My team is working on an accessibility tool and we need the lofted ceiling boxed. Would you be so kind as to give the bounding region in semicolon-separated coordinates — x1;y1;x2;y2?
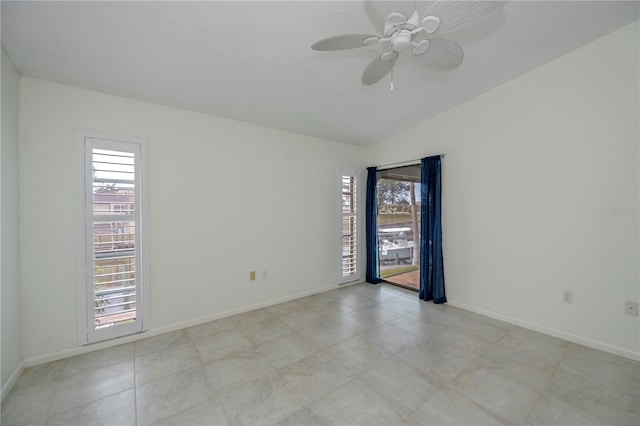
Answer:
2;1;638;146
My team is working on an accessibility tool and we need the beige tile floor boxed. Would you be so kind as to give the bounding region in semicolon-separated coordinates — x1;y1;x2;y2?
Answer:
2;283;639;425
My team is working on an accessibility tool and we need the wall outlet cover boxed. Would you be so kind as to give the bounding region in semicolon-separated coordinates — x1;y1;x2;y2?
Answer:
625;301;638;316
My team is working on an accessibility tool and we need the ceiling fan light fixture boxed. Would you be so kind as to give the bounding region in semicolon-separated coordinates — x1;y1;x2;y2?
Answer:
380;51;395;62
364;36;379;46
387;12;408;25
422;15;441;34
412;39;431;55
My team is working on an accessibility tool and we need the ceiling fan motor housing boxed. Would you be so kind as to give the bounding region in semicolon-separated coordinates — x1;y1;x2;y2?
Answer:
391;30;413;51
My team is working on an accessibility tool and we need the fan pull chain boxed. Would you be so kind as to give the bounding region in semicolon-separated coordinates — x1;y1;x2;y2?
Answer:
390;65;394;91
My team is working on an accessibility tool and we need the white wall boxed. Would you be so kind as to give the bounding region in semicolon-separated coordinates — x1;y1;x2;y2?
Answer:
1;47;23;396
19;77;366;362
369;21;639;359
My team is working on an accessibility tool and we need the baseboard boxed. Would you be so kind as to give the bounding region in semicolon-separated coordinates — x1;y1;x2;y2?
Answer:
1;360;24;402
447;300;640;362
23;284;341;368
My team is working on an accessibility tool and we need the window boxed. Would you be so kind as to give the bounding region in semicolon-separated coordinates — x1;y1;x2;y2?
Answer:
77;133;148;344
340;171;360;283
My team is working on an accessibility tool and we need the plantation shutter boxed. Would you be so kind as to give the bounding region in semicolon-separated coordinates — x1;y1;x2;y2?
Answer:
341;173;359;283
81;136;147;343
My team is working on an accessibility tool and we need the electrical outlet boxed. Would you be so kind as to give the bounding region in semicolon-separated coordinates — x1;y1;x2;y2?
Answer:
625;301;638;316
562;290;573;304
249;271;256;281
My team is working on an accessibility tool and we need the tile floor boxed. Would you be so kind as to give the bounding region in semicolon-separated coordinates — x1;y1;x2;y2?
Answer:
2;283;639;425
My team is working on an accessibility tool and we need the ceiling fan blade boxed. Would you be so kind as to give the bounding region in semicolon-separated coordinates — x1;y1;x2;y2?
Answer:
413;38;463;71
311;34;379;51
368;1;418;24
361;52;398;86
423;0;508;35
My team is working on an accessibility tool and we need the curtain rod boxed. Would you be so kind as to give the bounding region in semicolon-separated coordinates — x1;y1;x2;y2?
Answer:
375;154;444;171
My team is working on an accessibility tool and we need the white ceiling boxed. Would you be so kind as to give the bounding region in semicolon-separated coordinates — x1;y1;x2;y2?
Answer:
2;1;638;146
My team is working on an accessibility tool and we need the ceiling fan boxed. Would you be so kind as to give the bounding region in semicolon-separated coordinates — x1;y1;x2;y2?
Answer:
311;0;508;86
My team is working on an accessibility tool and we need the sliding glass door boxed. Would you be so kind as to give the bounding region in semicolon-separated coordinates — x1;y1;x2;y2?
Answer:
376;165;421;290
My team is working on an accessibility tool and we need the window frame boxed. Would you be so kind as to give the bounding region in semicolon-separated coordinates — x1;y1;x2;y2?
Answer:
338;169;361;284
76;131;149;344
